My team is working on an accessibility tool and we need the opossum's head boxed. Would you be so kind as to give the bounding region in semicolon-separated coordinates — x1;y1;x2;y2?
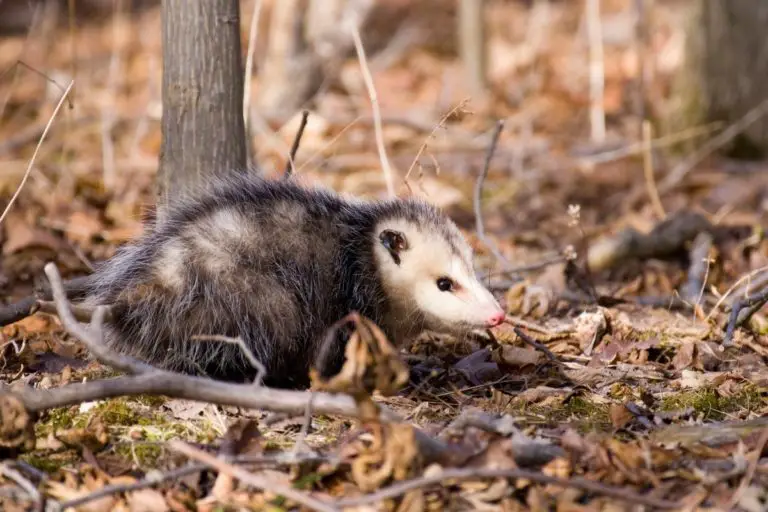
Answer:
372;204;505;335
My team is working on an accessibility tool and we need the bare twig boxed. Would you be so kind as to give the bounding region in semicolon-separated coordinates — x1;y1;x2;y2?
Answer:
336;466;679;509
349;21;396;198
723;287;768;347
0;275;92;328
728;427;768;509
512;327;562;366
190;334;266;385
474;120;512;267
658;97;768;194
58;453;332;511
44;262;154;375
283;109;310;179
575;122;722;166
242;0;263;135
169;440;338;512
0;463;41;507
0;79;74;225
642;120;665;219
403;99;470;186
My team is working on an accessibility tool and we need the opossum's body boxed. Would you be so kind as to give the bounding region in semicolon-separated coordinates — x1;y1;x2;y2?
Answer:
84;174;504;388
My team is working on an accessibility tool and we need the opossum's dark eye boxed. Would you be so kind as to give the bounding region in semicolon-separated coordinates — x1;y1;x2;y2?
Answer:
379;229;408;265
436;277;454;292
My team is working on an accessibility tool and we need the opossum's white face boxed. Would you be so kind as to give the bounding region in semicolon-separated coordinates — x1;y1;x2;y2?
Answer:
373;218;505;335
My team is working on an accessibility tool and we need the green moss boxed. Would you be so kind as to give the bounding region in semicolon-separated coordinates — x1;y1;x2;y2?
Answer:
505;395;611;433
134;395;168;407
660;385;765;421
35;406;82;436
113;443;164;466
293;472;323;490
19;453;73;474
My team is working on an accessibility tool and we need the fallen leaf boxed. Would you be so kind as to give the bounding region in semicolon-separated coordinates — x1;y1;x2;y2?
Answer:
128;489;169;512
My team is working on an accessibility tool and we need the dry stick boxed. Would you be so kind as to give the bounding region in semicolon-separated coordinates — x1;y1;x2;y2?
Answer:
474;120;513;270
0;275;93;328
169;440;339;512
576;122;721;166
242;0;264;135
0;463;41;507
349;21;396;198
642;120;665;219
44;263;154;375
283;109;310;179
58;453;332;511
512;327;561;366
190;334;266;385
336;466;679;509
0;80;74;225
722;287;768;347
727;427;768;509
658;96;768;194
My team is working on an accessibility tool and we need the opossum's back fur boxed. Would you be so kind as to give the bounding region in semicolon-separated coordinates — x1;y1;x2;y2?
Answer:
85;173;464;388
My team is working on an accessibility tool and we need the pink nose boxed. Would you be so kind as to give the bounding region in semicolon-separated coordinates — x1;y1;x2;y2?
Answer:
486;311;505;327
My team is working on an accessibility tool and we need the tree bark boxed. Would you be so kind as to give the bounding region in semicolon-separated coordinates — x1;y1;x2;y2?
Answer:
688;1;768;157
158;0;248;210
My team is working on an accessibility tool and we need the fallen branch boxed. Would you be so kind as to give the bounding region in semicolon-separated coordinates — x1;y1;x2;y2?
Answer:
0;275;92;328
722;286;768;347
169;440;338;512
335;466;680;509
58;453;333;511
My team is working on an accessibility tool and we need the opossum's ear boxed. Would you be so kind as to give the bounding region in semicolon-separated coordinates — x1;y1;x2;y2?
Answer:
379;229;408;265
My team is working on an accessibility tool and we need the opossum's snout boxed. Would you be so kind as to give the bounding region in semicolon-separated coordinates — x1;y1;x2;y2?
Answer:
373;219;505;334
423;274;505;330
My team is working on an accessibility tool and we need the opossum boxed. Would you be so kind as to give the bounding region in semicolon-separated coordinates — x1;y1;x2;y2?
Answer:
83;173;505;388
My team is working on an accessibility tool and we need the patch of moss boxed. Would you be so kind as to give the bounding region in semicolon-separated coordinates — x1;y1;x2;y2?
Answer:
660;385;766;421
113;442;164;466
35;406;83;436
20;452;74;473
505;395;611;433
134;395;168;407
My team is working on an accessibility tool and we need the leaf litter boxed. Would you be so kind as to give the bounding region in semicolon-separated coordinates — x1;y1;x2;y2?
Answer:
1;0;768;510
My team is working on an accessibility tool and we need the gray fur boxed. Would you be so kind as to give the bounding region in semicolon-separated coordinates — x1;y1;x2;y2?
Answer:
83;172;472;388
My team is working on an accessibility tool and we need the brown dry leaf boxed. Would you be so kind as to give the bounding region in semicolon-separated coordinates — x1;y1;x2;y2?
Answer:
672;340;695;370
496;345;542;368
162;399;218;421
66;210;105;245
311;313;409;419
127;489;169;512
505;281;553;318
0;393;34;451
47;480;117;512
609;403;634;430
2;314;55;336
350;423;421;493
54;416;109;452
2;210;63;255
573;309;608;355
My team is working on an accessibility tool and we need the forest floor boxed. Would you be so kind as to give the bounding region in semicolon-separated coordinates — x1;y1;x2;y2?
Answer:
2;0;768;510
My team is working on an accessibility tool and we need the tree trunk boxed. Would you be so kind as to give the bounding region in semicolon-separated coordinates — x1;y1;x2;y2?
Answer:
457;0;487;100
158;0;248;211
685;1;768;158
